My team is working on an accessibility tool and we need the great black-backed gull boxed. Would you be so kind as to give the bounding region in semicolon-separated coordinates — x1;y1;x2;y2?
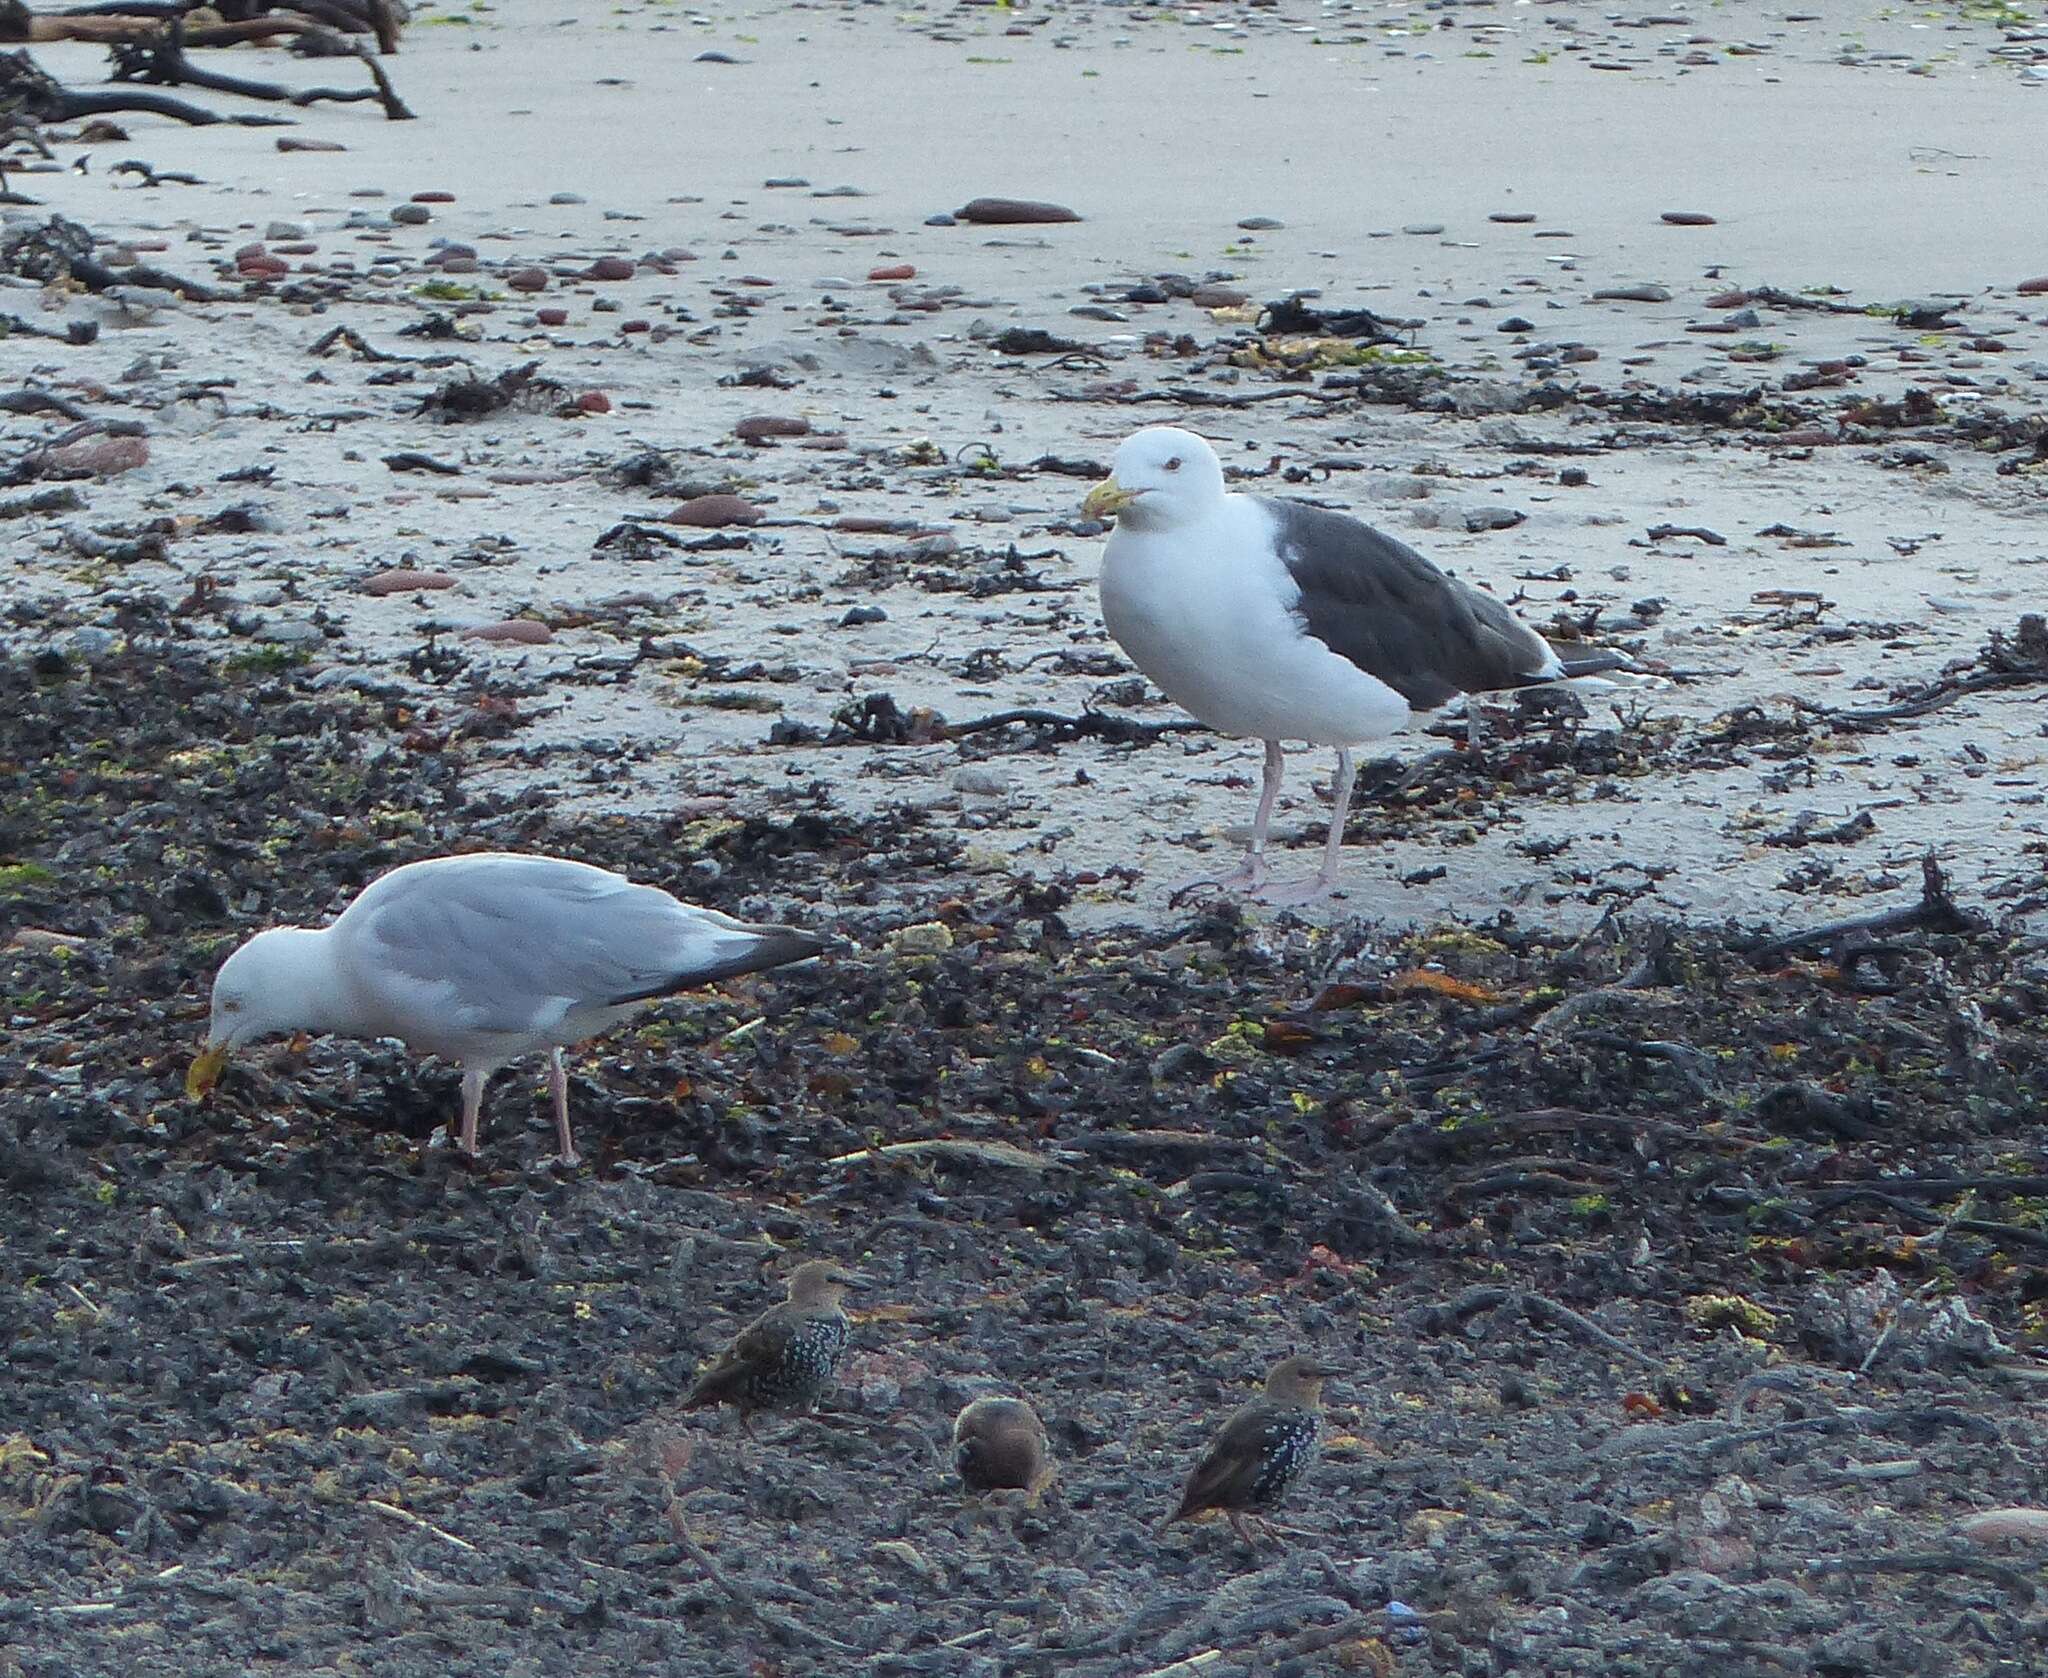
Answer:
187;852;830;1165
1085;426;1627;904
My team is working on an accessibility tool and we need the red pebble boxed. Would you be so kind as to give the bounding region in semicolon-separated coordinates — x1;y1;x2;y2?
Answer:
536;307;569;326
575;391;612;413
585;256;635;281
620;319;650;334
868;264;915;281
462;619;554;645
506;267;548;292
412;191;456;203
666;494;763;528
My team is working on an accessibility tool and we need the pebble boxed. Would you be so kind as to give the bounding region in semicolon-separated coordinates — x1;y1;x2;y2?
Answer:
1069;304;1127;321
2019;276;2048;295
952;766;1012;798
361;569;457;596
834;516;918;534
1236;216;1284;230
535;307;569;326
575;390;612;413
462;620;554;644
265;220;308;241
924;213;957;227
438;256;478;275
954;197;1081;225
868;263;915;281
412;191;455;204
585;256;635;281
390;204;431;226
1661;211;1717;226
1465;507;1527;532
838;605;887;627
620;319;650;334
276;137;346;153
1592;283;1672;303
884;922;955;956
1190;284;1248;308
549;192;587;206
1498;316;1535;333
765;176;810;188
66;627;118;660
48;435;148;476
666;494;763;527
735;416;811;441
256;618;324;645
1488;212;1537;224
507;267;548;291
1401;223;1446;235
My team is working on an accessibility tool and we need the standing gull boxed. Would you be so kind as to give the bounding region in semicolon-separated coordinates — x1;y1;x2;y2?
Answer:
186;852;831;1166
1085;426;1629;903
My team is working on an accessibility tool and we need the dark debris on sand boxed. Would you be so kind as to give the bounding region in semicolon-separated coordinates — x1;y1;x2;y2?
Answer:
6;637;2048;1677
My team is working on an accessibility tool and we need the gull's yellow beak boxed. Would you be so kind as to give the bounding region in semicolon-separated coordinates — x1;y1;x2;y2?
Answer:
1082;478;1141;521
186;1042;229;1102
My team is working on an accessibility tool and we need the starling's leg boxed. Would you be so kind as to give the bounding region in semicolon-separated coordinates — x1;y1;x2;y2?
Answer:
1171;739;1284;904
456;1068;486;1158
546;1048;581;1167
1258;747;1358;906
1228;1510;1260;1547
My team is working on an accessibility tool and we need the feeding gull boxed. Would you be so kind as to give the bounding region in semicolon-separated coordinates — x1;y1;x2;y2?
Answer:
1085;425;1631;904
186;852;831;1166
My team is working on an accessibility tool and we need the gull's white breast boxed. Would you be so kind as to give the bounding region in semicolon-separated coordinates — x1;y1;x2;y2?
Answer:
1098;497;1413;747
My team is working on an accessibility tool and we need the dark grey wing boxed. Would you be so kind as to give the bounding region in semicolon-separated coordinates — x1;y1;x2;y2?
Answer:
1173;1403;1276;1519
336;854;826;1034
1260;498;1559;708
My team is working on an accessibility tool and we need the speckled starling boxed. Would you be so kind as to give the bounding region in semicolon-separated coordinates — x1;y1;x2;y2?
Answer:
1167;1355;1341;1544
682;1260;863;1432
953;1396;1055;1497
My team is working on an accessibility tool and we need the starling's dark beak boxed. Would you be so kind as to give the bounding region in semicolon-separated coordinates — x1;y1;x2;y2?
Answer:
1082;478;1142;520
830;1268;870;1289
1304;1360;1347;1381
186;1041;230;1101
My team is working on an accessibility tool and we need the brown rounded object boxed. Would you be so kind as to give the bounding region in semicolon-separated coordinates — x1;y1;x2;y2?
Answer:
575;391;612;413
462;619;554;644
1190;284;1249;308
868;263;916;281
2017;276;2048;295
536;307;569;326
953;1397;1053;1495
666;494;763;528
954;196;1080;225
620;319;650;334
585;255;635;282
735;415;811;442
412;191;455;203
361;569;457;596
507;267;549;292
233;241;267;262
48;435;148;476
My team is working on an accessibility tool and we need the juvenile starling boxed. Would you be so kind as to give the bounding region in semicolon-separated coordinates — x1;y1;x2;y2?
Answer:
1167;1354;1342;1544
682;1261;863;1432
953;1396;1055;1497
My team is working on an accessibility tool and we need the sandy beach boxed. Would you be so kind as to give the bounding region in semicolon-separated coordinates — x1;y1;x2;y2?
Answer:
8;0;2046;929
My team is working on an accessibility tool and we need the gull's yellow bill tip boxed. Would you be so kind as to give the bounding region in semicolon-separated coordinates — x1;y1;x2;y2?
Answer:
1081;478;1140;520
186;1043;229;1101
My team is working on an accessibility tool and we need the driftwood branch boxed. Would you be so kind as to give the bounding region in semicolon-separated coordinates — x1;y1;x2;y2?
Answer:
1747;855;1983;969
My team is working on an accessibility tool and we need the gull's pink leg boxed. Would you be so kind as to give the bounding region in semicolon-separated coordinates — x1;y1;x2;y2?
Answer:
547;1047;581;1167
1258;748;1359;906
1171;739;1285;905
456;1068;486;1157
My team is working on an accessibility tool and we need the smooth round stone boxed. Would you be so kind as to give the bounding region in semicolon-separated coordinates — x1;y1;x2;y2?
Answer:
1402;223;1445;235
549;191;587;205
507;268;548;292
390;204;431;226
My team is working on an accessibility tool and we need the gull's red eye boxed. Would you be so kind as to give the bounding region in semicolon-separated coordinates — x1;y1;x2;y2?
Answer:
1164;457;1182;472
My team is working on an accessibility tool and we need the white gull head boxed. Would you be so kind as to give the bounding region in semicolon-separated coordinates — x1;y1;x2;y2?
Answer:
1083;426;1228;533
